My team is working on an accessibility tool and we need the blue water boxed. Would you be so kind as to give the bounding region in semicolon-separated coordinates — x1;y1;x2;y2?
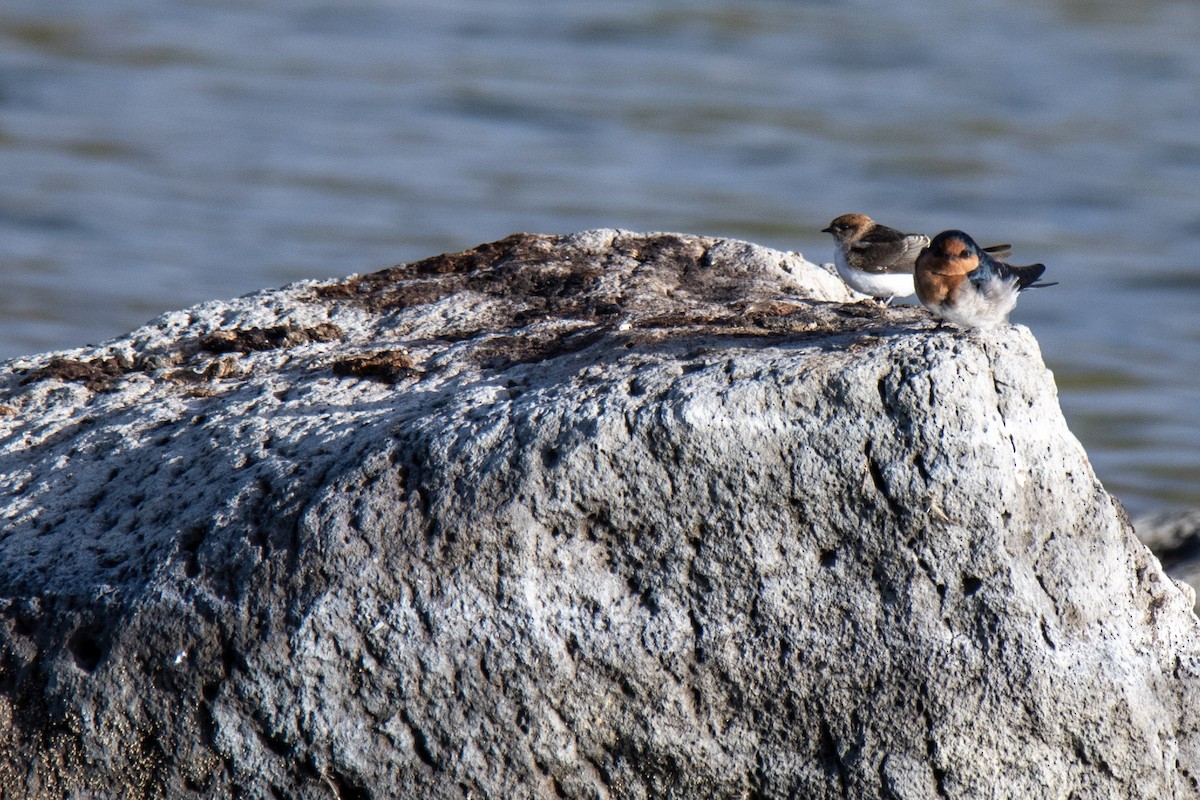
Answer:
2;0;1199;515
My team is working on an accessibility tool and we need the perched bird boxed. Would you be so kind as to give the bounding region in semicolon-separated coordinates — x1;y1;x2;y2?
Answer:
914;230;1054;329
822;213;928;303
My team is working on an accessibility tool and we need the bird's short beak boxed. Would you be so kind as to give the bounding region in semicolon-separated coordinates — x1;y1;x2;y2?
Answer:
820;226;833;234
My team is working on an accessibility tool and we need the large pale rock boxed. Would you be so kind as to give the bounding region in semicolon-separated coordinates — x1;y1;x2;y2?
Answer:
0;230;1197;798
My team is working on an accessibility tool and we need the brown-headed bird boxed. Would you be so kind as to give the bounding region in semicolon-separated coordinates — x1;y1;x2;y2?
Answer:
822;213;928;303
915;230;1054;328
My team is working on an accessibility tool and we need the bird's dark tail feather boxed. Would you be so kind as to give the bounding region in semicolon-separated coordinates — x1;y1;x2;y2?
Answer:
1006;262;1054;291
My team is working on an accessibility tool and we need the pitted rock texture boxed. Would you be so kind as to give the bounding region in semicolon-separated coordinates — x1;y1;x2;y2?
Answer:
1136;509;1200;610
0;230;1197;799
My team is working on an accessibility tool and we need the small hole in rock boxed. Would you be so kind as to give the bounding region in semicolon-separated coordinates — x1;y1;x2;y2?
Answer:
71;627;105;672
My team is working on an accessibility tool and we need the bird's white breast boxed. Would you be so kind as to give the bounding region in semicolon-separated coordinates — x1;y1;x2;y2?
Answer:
833;249;916;298
932;275;1020;328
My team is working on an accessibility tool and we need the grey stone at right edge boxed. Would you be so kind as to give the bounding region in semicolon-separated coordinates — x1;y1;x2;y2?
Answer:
1137;508;1200;610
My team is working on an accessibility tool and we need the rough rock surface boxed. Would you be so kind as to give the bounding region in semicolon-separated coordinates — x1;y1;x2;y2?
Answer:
0;229;1197;799
1136;509;1200;611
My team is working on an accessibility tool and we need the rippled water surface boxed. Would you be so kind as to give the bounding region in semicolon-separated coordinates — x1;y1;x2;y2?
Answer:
3;0;1199;515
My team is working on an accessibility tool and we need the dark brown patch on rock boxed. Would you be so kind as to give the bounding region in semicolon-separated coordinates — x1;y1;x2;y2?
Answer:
406;232;553;277
737;299;807;318
331;350;419;384
19;356;132;392
311;232;710;325
835;301;890;319
166;357;243;385
612;232;708;267
631;311;736;330
470;327;609;370
199;323;343;354
314;233;557;311
17;324;344;394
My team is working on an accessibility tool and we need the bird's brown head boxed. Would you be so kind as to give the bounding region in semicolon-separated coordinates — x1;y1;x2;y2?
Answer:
821;213;874;238
920;230;980;275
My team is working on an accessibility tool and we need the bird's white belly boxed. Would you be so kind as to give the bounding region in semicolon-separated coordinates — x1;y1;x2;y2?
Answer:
833;251;915;298
934;276;1020;329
